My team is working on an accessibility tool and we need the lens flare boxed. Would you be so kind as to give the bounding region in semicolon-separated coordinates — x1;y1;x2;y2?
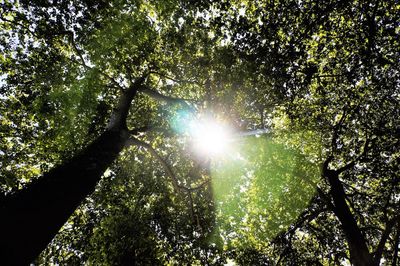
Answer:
190;120;230;156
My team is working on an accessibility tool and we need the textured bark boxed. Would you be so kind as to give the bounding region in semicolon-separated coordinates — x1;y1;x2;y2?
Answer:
0;129;129;265
0;80;141;264
324;169;374;266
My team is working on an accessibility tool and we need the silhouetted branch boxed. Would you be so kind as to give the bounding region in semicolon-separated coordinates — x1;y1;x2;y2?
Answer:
0;16;39;37
68;57;125;91
374;215;400;263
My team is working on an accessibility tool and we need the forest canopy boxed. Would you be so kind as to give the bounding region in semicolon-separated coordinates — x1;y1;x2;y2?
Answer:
0;0;399;265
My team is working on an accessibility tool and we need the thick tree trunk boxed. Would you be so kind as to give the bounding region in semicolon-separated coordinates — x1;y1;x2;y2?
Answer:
0;128;129;265
0;77;142;265
324;169;374;266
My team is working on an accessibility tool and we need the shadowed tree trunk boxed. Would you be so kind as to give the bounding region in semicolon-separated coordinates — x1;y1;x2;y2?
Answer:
0;78;142;265
323;163;374;266
0;129;129;265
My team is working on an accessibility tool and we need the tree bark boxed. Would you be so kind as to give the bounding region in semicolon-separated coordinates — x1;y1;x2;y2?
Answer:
0;128;130;265
0;79;142;264
324;168;374;266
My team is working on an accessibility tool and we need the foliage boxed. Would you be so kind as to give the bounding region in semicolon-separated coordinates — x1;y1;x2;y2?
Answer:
211;136;319;251
1;0;399;265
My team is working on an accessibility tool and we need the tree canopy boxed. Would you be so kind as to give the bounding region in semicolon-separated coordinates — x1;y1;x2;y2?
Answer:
0;0;399;265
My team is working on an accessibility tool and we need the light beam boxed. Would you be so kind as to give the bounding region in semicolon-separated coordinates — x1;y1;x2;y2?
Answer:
190;119;230;156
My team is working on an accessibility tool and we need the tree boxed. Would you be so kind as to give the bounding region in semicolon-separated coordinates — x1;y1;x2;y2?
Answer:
1;0;222;264
1;0;399;265
199;0;400;265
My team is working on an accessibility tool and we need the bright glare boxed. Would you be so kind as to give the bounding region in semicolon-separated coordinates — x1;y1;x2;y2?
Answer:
190;120;230;156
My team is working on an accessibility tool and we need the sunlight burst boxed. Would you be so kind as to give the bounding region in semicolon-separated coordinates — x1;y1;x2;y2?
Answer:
190;120;230;156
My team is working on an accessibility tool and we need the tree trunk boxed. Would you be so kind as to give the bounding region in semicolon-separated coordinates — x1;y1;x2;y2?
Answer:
0;77;141;265
0;128;129;265
324;169;374;266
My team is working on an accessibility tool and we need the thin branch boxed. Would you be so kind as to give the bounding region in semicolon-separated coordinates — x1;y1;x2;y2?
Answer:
289;205;326;236
68;57;125;91
187;191;197;226
313;74;347;79
374;215;400;263
0;16;39;38
125;137;210;193
1;16;123;93
58;30;86;66
129;125;153;136
125;137;181;192
184;179;210;192
294;169;334;209
331;109;347;154
0;18;124;91
139;86;195;110
55;31;127;92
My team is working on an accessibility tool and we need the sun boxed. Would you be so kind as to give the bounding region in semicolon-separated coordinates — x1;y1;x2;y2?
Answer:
190;119;230;156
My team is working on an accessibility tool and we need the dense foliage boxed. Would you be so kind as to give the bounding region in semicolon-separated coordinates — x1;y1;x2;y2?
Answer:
1;0;399;265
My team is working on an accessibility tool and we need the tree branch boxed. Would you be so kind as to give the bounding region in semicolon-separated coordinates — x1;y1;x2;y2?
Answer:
0;16;39;38
129;125;177;138
125;137;210;193
107;75;147;130
374;215;400;264
139;86;195;110
62;30;86;67
125;137;181;192
54;30;127;92
331;109;347;154
324;169;373;265
68;57;125;91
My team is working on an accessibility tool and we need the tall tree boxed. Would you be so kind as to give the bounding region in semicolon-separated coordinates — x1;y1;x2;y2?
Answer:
1;0;399;265
1;0;220;264
199;0;400;265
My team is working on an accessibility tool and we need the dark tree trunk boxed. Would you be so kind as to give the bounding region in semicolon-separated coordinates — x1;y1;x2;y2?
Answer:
324;169;374;266
0;77;141;265
0;128;129;265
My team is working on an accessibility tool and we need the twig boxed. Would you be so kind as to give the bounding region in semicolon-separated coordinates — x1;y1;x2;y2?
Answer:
129;125;176;138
